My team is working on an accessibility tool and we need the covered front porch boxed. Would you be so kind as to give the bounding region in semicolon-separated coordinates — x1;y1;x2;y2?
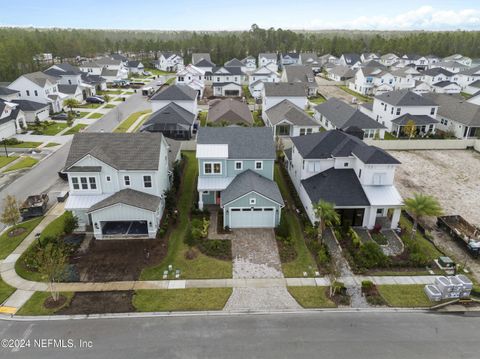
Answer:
391;114;438;138
197;176;233;210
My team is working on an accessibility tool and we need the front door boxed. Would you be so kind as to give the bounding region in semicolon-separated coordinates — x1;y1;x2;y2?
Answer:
215;191;221;205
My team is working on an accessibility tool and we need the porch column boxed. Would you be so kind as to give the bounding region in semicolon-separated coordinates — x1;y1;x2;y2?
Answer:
198;191;204;210
390;208;401;229
364;207;377;229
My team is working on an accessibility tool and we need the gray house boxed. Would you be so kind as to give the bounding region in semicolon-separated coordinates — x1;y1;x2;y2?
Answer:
140;102;195;140
196;127;283;228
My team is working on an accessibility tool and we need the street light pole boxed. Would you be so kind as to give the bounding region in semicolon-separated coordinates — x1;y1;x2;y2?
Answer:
2;138;7;157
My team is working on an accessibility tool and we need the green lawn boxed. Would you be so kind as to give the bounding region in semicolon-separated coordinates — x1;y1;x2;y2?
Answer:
62;124;87;136
145;68;175;76
133;288;232;312
97;89;123;95
399;215;442;261
77;103;102;109
132;114;151;132
0;156;18;169
274;165;317;277
338;85;373;103
460;92;472;100
3;156;38;172
16;292;74;315
377;285;432;307
87;112;103;119
6;141;42;148
384;132;397;140
114;110;151;133
44;142;60;147
0;278;15;304
288;287;337;308
0;217;44;259
104;104;116;109
198;111;208;127
28;122;68;136
75;111;90;118
141;152;232;280
309;95;327;104
165;77;175;85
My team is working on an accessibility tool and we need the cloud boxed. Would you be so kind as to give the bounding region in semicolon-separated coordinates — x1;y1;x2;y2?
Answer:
307;6;480;30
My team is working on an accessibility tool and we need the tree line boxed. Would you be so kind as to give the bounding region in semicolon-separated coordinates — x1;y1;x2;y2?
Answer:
1;24;480;81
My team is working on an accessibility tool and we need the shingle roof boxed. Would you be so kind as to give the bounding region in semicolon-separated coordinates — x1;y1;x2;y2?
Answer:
301;168;370;207
314;98;386;130
329;65;355;78
212;66;245;75
341;53;360;65
95;57;122;66
88;189;161;213
150;84;198;101
58;84;79;94
259;53;277;61
423;93;480;127
192;53;211;64
283;65;314;83
263;82;306;97
422;68;454;77
291;130;400;164
141;103;194;132
265;99;317;126
65;133;164;171
194;58;215;67
0;86;18;96
221;169;283;206
391;114;439;126
22;71;59;87
224;58;244;67
432;81;459;88
207;98;253;125
101;68;118;77
11;99;49;112
300;53;319;64
375;90;437;106
44;63;81;77
197;127;275;159
127;60;143;68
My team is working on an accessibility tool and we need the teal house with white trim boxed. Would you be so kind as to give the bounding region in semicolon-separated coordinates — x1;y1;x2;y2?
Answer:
196;127;284;229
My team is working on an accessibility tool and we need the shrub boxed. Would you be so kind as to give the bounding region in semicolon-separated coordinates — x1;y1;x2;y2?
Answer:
317;245;330;267
304;224;316;240
356;242;390;269
275;214;289;238
63;211;78;234
184;226;197;247
348;227;362;247
197;240;232;260
361;280;374;291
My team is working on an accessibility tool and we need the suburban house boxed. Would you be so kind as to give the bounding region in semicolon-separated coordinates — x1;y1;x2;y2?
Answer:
280;65;317;96
338;54;361;68
420;68;456;86
8;71;65;113
176;65;205;98
400;54;428;70
127;60;144;74
457;66;480;90
0;86;21;102
64;132;171;239
391;67;421;90
314;98;386;139
264;99;321;137
422;93;480;139
248;66;280;98
111;53;129;63
210;66;245;97
0;99;26;138
360;90;439;136
360;53;380;63
280;53;300;68
348;67;395;96
327;65;356;82
299;53;321;72
319;54;338;66
44;63;96;99
241;56;256;72
224;58;248;73
196;127;283;228
150;84;198;115
194;58;216;74
11;99;50;122
431;81;462;94
443;54;472;67
431;61;469;74
258;53;278;72
140;102;195;140
192;53;212;66
380;53;399;67
79;58;128;81
57;85;84;103
156;52;184;72
285;130;403;230
207;98;253;126
80;73;107;92
261;82;307;117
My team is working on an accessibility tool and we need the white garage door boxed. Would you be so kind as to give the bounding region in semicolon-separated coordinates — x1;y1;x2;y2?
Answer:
229;207;275;228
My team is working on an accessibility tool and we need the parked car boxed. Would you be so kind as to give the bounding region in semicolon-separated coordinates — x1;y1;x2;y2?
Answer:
51;113;69;120
142;71;152;76
112;79;130;87
86;96;105;104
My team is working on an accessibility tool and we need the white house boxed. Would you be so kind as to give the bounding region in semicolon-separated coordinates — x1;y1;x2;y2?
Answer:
348;67;395;96
44;63;96;99
360;53;380;63
79;58;128;80
379;53;399;67
224;58;248;74
0;99;26;138
176;65;205;98
285;130;403;230
261;82;307;119
420;68;456;86
241;56;256;72
431;81;462;94
457;66;480;91
431;61;470;74
156;52;184;72
192;53;212;66
280;65;317;97
258;53;278;72
391;67;421;90
319;54;338;66
280;53;300;68
443;54;472;67
64;133;171;239
11;100;50;123
338;54;361;68
248;66;280;98
327;65;355;82
0;87;21;102
400;54;428;70
127;60;144;74
150;84;198;115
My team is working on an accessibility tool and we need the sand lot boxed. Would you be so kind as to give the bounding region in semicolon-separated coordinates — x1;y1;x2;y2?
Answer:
390;149;480;225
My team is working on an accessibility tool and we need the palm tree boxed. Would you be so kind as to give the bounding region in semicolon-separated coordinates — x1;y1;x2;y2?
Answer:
313;200;340;244
103;94;111;104
403;193;442;239
63;98;79;114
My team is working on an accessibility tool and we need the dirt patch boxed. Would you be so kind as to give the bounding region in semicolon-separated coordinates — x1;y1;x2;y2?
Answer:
57;291;134;315
8;227;26;237
44;295;67;309
70;238;168;282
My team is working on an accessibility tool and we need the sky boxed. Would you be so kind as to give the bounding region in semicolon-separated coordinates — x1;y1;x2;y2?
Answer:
1;0;480;31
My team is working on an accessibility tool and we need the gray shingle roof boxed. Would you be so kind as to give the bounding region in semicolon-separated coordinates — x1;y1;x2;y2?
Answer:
301;168;370;207
22;71;58;87
141;103;194;132
391;114;439;126
101;68;118;77
65;132;164;171
432;81;459;88
221;169;283;206
0;86;18;96
58;84;79;94
283;65;314;83
375;90;437;106
192;53;211;64
259;53;277;61
194;58;215;67
212;66;245;75
291;130;400;164
423;93;480;126
266;99;317;126
422;68;454;77
197;127;275;159
314;98;385;130
207;98;253;125
224;58;244;67
11;99;49;112
341;53;361;65
88;189;161;213
329;65;355;79
150;84;198;101
263;82;306;97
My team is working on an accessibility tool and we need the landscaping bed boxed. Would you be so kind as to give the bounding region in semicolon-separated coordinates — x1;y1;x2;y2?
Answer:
0;217;44;259
58;291;135;314
16;292;74;316
361;280;387;306
287;286;336;308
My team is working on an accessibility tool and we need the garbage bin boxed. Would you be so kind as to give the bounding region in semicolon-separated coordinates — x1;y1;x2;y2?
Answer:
122;97;125;102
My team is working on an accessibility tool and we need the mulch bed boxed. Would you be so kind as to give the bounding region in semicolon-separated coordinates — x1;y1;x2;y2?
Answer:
44;295;67;309
8;227;26;237
69;238;168;282
325;287;350;306
362;284;387;306
57;291;134;315
276;239;298;263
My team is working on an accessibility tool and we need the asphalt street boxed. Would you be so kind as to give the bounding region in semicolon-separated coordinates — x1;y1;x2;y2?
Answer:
0;312;478;358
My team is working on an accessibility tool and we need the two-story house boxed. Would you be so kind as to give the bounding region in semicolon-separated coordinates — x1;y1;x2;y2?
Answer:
360;90;439;136
280;53;300;69
391;67;421;90
224;59;248;74
150;84;198;115
299;53;321;72
379;53;399;67
348;67;395;96
211;66;245;97
338;54;361;68
248;66;280;98
156;52;184;72
280;65;317;96
241;56;256;72
258;53;278;72
262;82;308;120
176;64;205;98
196;127;283;228
443;54;472;67
285;130;403;230
64;133;171;239
44;63;96;100
400;54;428;70
0;99;26;138
192;53;212;66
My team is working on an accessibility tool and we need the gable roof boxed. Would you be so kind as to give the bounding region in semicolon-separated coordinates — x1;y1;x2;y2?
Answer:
21;71;58;87
212;66;245;75
101;68;118;77
192;53;211;64
207;98;253;124
422;68;454;77
341;53;360;65
221;169;283;206
283;65;314;83
0;86;19;96
423;93;480;127
265;99;317;126
142;102;195;132
95;57;122;66
375;90;437;106
88;189;161;213
314;98;386;130
391;114;439;126
291;130;400;164
432;81;460;88
224;58;244;67
259;53;277;61
111;53;128;62
127;60;143;68
329;65;355;79
44;63;81;77
300;53;319;64
263;82;306;97
58;84;80;94
150;84;198;101
11;99;49;112
65;133;164;171
194;58;215;67
197;127;275;159
301;168;370;207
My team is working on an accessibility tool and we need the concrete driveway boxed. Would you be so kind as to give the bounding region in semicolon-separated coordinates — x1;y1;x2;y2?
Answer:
316;76;359;104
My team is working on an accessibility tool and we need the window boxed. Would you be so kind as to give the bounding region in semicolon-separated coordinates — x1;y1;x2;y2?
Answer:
178;76;184;82
344;162;349;167
249;198;256;205
68;79;72;85
430;107;435;115
300;128;306;136
106;176;111;182
88;177;97;190
359;169;362;178
204;162;221;175
384;104;387;111
124;175;131;186
143;175;152;188
80;177;88;189
390;107;394;114
255;161;263;170
396;108;401;116
72;177;79;190
307;128;313;134
34;90;38;96
26;90;30;96
204;163;212;174
235;161;243;170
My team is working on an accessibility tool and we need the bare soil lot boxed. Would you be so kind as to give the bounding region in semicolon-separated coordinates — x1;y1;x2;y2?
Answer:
70;239;168;282
58;291;134;315
391;149;480;226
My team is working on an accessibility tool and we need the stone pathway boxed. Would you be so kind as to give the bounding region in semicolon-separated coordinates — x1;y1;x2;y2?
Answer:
381;230;404;256
206;207;233;240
